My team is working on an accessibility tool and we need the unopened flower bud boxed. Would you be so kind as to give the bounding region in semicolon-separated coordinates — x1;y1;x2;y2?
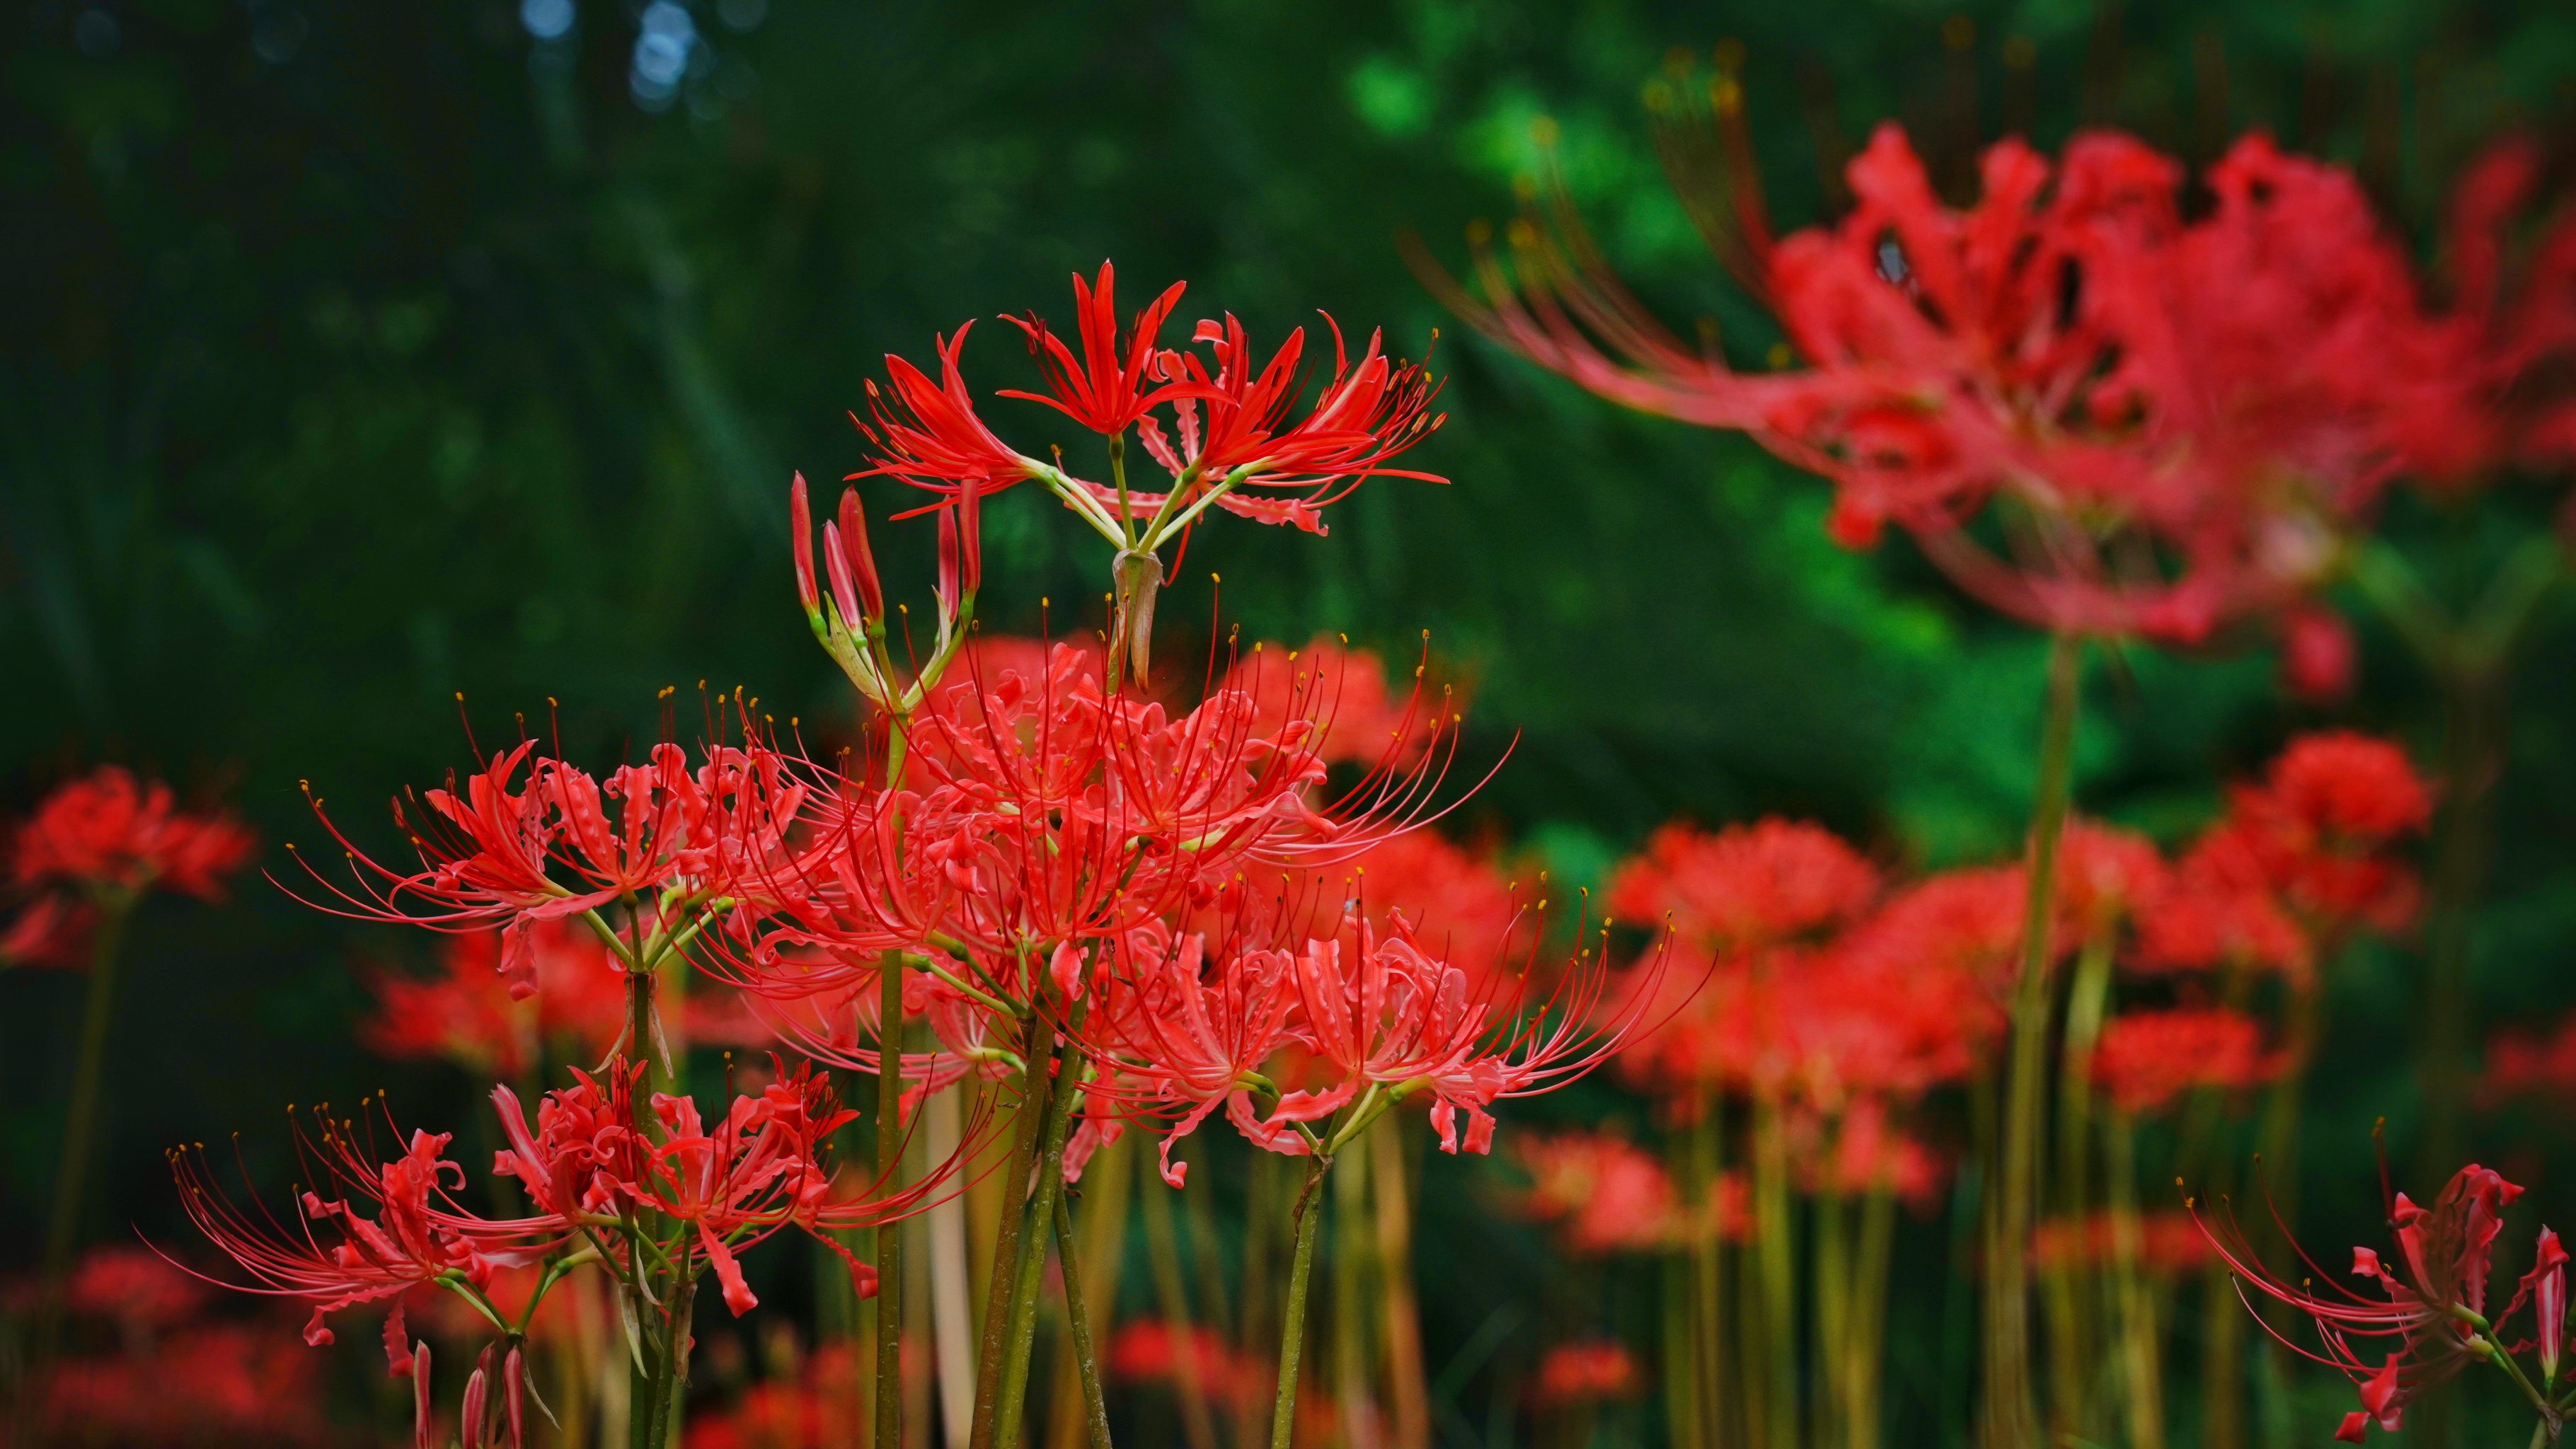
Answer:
837;487;884;623
789;473;821;620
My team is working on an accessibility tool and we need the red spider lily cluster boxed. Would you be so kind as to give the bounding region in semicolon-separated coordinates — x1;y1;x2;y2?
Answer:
1530;1339;1646;1408
2200;1151;2573;1442
1439;106;2576;686
1;765;253;966
164;270;1664;1449
1541;728;2428;1448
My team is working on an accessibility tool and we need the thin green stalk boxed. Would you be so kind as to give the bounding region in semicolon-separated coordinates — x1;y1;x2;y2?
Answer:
1052;1194;1115;1449
1142;1142;1221;1449
38;900;132;1353
878;954;908;1449
1270;1155;1334;1449
1813;1187;1851;1449
2103;1114;2164;1449
1686;1101;1725;1449
994;1020;1086;1449
1752;1094;1795;1449
970;1019;1052;1449
1984;631;2083;1449
1850;1182;1896;1449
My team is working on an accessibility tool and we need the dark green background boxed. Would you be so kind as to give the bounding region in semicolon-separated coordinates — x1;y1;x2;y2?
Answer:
6;0;2575;1438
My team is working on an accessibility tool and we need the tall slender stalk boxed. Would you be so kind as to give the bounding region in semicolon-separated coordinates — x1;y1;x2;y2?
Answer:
1269;1155;1334;1449
1369;1121;1430;1449
994;1020;1086;1449
1751;1094;1796;1449
1051;1194;1115;1449
1142;1138;1221;1449
2103;1113;2164;1449
970;1020;1052;1449
36;899;133;1361
2046;933;2116;1443
1049;1131;1133;1449
1984;631;2084;1449
879;954;909;1449
1849;1182;1896;1449
1331;1138;1379;1449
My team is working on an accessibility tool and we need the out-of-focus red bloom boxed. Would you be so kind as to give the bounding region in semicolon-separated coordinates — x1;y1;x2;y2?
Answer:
1105;1320;1270;1411
2480;1010;2576;1112
1220;635;1448;768
1441;114;2455;645
2053;819;2169;942
63;1244;214;1332
2029;1209;2216;1277
362;920;626;1078
2128;828;2311;980
1531;1340;1645;1407
1788;1099;1946;1207
363;921;768;1078
2092;1007;2277;1115
2224;731;2432;930
12;765;255;901
36;1320;333;1445
684;1342;874;1449
2280;605;2359;703
3;766;254;966
2384;136;2576;486
2199;1161;2546;1443
1512;1131;1681;1254
1607;819;1878;952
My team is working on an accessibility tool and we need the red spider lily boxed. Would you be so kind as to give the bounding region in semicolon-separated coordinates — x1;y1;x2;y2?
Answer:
1512;1130;1685;1254
169;1111;562;1349
292;739;807;998
2384;136;2576;487
1531;1340;1646;1407
1129;313;1447;534
1437;116;2440;645
2128;826;2312;980
999;262;1204;437
2222;730;2432;930
851;271;1443;548
4;766;254;965
11;764;255;901
723;637;1464;1080
2091;1007;2278;1116
1076;928;1307;1187
2197;1160;2558;1442
623;1067;863;1315
1606;818;1880;953
849;323;1047;495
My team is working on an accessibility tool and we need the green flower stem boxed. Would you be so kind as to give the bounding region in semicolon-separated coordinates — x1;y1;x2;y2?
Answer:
1050;1191;1115;1449
967;1017;1051;1449
35;899;133;1366
877;952;907;1449
1141;1141;1221;1449
1986;630;2083;1449
993;1012;1086;1449
1270;1153;1334;1449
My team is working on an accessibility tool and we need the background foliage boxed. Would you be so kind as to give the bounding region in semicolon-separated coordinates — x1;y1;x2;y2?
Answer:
6;0;2576;1436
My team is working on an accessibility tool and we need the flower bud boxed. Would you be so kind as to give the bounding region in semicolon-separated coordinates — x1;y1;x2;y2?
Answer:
789;473;821;620
837;487;885;623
